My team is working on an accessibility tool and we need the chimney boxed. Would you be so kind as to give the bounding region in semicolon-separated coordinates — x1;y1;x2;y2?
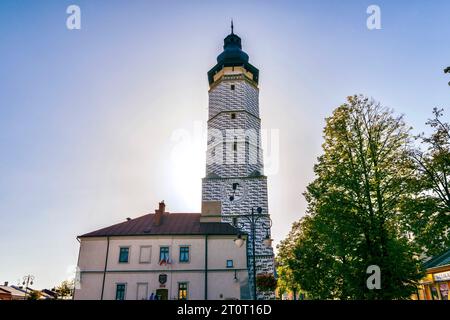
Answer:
153;200;166;226
158;201;165;213
4;281;8;286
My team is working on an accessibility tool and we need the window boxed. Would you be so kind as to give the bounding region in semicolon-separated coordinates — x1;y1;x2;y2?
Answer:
211;148;215;157
230;84;235;90
233;142;237;152
118;247;129;263
232;217;237;226
115;284;126;300
231;113;236;119
139;246;151;264
159;246;170;262
136;283;148;300
178;282;188;300
226;260;234;268
179;246;190;263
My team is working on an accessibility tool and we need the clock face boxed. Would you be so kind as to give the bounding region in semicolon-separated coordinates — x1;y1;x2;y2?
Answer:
222;179;247;203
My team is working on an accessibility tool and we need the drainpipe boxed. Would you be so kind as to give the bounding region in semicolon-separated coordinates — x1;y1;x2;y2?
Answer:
100;236;110;300
204;234;208;300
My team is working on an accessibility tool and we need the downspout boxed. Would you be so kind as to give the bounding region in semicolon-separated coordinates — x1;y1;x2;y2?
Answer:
204;234;208;300
100;236;110;300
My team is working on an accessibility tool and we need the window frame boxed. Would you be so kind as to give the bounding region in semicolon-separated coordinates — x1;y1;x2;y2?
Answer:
115;283;127;300
179;246;190;263
178;282;189;300
118;246;130;264
136;282;148;300
139;245;152;264
159;246;170;262
226;259;234;268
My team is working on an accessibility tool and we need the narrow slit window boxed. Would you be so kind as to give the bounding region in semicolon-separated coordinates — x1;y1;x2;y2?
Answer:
231;113;236;119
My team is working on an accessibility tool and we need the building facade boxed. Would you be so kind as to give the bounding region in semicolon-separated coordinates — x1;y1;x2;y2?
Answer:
73;27;273;300
202;26;275;299
74;202;249;300
414;248;450;300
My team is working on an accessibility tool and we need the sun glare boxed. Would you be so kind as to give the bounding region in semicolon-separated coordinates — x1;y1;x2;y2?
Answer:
169;123;206;211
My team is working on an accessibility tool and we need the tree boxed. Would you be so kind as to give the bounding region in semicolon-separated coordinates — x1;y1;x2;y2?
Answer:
27;290;42;300
276;220;303;299
403;108;450;257
54;280;74;300
290;95;423;299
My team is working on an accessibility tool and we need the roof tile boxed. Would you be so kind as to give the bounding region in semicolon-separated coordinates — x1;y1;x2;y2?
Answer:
79;213;242;237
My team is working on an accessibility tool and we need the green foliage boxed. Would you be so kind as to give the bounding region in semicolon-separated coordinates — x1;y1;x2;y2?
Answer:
54;280;74;299
276;220;303;297
286;95;424;299
402;108;450;257
27;290;42;300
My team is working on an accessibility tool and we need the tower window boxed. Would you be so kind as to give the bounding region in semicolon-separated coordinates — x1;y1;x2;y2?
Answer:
233;142;237;152
230;84;235;90
231;113;236;119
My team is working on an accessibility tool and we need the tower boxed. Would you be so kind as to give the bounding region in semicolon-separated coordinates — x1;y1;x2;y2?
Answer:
201;24;275;299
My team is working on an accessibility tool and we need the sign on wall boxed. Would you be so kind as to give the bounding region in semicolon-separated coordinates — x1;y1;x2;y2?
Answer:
159;274;167;286
434;271;450;282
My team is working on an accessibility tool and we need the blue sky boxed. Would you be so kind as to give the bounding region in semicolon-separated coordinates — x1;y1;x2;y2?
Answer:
0;0;449;289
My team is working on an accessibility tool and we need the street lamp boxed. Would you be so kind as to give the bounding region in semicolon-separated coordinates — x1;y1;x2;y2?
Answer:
233;206;273;300
234;234;245;248
22;275;35;299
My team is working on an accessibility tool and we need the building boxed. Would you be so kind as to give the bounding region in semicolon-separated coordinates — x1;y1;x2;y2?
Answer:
0;283;26;300
73;25;274;300
414;248;450;300
74;201;249;300
40;289;58;300
201;23;275;299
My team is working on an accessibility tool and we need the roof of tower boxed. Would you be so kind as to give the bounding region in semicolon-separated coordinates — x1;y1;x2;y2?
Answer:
207;24;259;85
216;32;249;65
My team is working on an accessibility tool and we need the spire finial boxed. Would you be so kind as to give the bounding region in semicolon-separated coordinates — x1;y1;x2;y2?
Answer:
231;19;234;34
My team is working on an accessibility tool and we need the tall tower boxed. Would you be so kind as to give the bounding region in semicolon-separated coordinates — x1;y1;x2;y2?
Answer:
201;25;275;299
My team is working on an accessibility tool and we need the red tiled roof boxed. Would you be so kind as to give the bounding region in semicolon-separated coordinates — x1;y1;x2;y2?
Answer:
79;213;241;238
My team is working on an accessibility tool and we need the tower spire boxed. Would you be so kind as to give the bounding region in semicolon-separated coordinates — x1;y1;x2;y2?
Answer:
231;19;234;34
